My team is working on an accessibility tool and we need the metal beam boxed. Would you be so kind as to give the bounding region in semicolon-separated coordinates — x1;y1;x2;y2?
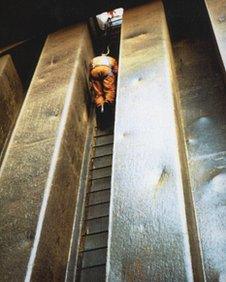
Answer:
0;55;24;163
0;38;45;90
173;18;226;282
107;1;202;280
0;24;94;280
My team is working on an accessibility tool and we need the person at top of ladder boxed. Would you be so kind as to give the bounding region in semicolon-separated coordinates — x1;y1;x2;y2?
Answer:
89;51;118;112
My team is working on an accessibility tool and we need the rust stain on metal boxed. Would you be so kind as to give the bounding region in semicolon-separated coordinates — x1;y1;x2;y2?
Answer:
122;257;145;282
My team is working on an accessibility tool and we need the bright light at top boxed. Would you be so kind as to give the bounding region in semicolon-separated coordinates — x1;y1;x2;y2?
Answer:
96;8;124;30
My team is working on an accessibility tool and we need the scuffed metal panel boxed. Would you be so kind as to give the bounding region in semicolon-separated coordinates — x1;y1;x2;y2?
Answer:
174;37;226;281
107;1;196;281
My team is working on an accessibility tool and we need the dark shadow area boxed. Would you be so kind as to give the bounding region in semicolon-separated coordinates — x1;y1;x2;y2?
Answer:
163;0;212;41
96;103;115;130
0;0;148;48
0;36;45;90
0;36;45;168
163;0;225;89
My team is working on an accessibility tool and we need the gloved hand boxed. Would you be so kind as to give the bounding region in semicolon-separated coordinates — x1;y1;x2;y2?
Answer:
105;96;115;104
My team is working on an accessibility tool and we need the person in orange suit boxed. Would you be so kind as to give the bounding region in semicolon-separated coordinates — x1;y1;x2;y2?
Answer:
89;53;118;112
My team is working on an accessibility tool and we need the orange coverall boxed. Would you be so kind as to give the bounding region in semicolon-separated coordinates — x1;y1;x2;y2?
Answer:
89;54;118;108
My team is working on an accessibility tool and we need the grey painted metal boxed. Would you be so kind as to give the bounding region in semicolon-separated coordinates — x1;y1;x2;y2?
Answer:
84;232;108;251
90;166;112;180
80;265;106;282
92;155;112;169
82;248;107;268
94;134;114;146
85;217;109;235
90;177;111;192
173;37;226;281
94;144;113;158
107;1;200;281
88;190;111;205
204;0;226;74
87;203;109;220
